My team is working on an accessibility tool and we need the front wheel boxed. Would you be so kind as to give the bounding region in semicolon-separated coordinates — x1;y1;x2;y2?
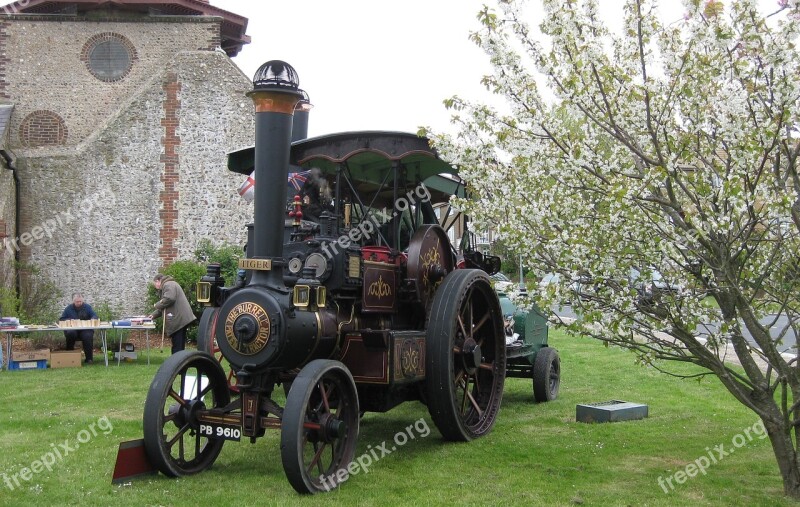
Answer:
280;360;360;494
143;350;231;476
533;347;560;402
425;269;506;441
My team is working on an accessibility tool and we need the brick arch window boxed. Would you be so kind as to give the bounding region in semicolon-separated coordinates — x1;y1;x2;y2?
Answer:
81;33;138;82
19;110;68;147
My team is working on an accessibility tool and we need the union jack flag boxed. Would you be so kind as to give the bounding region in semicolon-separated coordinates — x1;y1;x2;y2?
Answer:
288;170;310;191
237;170;313;203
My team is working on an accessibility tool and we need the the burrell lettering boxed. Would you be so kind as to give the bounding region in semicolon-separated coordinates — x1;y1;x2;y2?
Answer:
224;302;271;355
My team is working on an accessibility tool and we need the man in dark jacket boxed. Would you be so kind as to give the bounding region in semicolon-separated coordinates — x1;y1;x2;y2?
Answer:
60;293;99;364
149;274;196;354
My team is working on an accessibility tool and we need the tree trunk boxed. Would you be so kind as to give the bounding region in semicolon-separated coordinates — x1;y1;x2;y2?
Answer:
764;418;800;499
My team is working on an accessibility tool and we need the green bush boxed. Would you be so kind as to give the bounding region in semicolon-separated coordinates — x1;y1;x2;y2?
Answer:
0;285;18;318
0;261;61;324
0;261;64;350
194;238;243;287
93;301;122;322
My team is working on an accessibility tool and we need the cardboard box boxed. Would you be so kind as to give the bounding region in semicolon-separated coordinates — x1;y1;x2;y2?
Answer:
13;349;51;362
50;351;82;368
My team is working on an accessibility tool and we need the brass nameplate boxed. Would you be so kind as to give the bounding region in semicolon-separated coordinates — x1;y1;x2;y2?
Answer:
348;255;361;278
224;302;271;355
238;259;272;271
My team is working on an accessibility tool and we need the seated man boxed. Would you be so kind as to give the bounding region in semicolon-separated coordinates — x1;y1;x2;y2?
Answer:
60;293;99;364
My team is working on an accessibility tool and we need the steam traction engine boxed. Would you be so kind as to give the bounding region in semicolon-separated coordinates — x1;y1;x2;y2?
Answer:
142;61;507;494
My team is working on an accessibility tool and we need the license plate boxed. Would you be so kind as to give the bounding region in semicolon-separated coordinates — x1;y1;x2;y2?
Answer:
198;423;241;441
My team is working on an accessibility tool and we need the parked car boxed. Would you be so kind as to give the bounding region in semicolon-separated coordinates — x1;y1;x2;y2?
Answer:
538;272;561;292
568;273;593;302
630;267;683;304
533;267;683;306
490;272;517;295
539;272;592;303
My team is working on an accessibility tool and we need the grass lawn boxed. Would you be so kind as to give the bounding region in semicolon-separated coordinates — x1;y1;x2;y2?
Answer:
0;329;793;506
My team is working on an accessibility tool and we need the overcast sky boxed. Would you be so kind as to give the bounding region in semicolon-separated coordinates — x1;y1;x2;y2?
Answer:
211;0;776;138
212;0;495;137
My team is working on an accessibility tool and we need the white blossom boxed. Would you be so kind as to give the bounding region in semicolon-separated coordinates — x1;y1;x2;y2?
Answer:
428;6;800;488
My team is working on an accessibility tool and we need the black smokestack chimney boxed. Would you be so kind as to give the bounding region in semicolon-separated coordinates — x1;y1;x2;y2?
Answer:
291;89;312;142
246;60;303;284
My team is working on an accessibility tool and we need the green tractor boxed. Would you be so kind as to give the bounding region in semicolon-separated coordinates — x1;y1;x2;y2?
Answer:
491;273;561;402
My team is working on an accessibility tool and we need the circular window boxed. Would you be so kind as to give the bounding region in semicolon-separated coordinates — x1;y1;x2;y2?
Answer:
81;33;137;82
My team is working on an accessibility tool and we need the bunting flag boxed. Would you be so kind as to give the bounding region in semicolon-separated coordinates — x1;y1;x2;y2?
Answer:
237;171;313;203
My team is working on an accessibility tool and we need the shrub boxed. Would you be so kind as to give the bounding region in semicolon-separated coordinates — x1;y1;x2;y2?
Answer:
0;261;63;350
93;301;122;322
194;238;243;287
0;261;61;324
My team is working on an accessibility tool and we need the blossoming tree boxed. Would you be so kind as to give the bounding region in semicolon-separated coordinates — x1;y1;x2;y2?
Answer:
426;0;800;498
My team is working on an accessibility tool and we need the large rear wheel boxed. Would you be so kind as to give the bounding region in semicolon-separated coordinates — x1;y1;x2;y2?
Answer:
425;269;506;441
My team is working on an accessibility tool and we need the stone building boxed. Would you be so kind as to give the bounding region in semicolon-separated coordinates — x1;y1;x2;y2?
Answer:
0;103;15;291
0;0;256;316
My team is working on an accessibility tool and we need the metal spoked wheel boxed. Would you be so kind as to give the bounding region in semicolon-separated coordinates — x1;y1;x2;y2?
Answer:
533;347;560;402
426;269;506;441
280;360;359;494
197;307;239;392
143;350;231;476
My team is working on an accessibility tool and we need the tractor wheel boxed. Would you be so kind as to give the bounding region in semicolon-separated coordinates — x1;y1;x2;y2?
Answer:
197;307;239;392
143;350;231;476
280;360;360;494
533;347;560;402
425;269;506;441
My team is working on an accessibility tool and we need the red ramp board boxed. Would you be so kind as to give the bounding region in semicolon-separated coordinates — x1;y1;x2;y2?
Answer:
112;439;157;484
